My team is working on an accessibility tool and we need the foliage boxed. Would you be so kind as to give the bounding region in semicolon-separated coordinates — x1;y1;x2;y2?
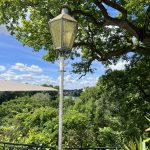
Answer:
145;114;150;132
122;113;150;150
0;91;31;104
122;138;150;150
0;91;58;104
0;0;150;74
0;93;59;147
0;57;150;148
63;110;89;148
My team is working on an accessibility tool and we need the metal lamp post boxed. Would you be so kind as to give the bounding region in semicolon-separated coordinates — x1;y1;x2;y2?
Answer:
49;5;77;150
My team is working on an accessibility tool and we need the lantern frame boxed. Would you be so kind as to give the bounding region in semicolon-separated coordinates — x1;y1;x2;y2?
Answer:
49;7;78;52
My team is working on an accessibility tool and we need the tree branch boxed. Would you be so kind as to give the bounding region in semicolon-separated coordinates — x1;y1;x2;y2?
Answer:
74;41;139;61
102;0;127;19
26;2;40;7
74;41;104;60
71;9;105;27
94;0;140;38
79;58;94;79
75;45;136;78
134;82;150;101
144;2;150;32
102;45;135;61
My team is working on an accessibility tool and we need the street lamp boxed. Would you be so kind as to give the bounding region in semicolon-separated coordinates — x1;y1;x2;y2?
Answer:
49;5;77;150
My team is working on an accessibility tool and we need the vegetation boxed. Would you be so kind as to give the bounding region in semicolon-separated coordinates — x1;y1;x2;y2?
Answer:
0;0;150;74
0;91;58;104
0;0;149;149
0;56;149;149
123;138;150;150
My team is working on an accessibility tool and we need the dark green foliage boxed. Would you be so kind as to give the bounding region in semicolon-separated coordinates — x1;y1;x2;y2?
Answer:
0;91;58;104
0;93;59;147
97;56;150;140
0;57;149;148
0;91;30;104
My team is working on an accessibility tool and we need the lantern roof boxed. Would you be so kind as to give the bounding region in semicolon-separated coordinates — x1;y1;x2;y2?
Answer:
50;13;77;23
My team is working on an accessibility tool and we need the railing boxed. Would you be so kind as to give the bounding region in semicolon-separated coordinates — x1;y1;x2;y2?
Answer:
0;141;55;150
0;141;119;150
64;147;119;150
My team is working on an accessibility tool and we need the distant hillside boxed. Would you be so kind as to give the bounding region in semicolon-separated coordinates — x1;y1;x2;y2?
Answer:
64;89;83;97
42;84;83;97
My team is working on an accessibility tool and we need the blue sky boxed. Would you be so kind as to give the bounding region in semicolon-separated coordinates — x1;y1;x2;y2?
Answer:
0;28;107;89
0;5;128;89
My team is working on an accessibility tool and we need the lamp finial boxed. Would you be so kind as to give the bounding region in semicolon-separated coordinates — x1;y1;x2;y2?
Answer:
61;3;70;14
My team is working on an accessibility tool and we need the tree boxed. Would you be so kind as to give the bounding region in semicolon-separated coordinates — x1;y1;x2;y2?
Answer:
0;91;58;104
0;0;150;74
63;110;89;148
0;93;58;147
96;56;150;140
0;58;149;147
72;56;150;146
74;86;124;146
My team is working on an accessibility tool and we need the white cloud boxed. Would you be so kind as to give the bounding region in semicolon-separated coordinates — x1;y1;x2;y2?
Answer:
63;75;98;89
11;63;43;73
65;75;75;83
0;63;99;89
0;65;6;72
57;74;97;89
0;70;16;80
0;69;98;89
0;25;10;35
108;60;130;71
0;63;57;86
0;70;56;85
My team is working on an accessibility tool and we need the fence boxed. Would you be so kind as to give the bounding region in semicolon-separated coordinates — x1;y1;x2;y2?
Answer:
0;141;55;150
0;142;119;150
64;147;119;150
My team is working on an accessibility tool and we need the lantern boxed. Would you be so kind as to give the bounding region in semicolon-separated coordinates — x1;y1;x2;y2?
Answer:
49;7;78;51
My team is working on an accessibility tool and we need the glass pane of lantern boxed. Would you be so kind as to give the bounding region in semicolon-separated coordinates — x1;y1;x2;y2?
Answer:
63;19;77;49
50;20;61;49
69;23;77;48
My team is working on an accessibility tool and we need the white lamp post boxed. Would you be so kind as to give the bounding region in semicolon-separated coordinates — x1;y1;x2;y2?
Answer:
49;5;77;150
